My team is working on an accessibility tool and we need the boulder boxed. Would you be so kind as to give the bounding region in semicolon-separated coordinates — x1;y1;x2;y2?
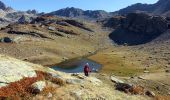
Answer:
144;71;150;73
31;81;46;94
115;83;132;93
18;15;32;24
110;76;124;84
115;83;145;95
0;37;13;43
145;90;155;97
48;26;56;31
0;55;37;87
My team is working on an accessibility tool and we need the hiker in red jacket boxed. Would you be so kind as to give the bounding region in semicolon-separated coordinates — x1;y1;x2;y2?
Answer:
84;63;91;76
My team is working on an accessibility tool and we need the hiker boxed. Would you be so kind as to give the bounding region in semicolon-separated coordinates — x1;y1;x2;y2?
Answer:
84;63;91;76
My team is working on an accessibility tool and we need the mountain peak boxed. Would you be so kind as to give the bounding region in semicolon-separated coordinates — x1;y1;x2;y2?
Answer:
47;7;111;20
116;0;170;16
0;1;7;10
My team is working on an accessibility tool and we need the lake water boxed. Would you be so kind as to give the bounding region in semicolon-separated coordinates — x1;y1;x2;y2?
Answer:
52;58;102;73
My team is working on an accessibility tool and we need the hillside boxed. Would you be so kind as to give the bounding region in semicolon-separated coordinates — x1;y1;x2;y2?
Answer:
0;15;112;66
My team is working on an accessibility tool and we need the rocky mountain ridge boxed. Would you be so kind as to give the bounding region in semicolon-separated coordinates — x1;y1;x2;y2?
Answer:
108;12;169;45
116;0;170;16
47;7;112;20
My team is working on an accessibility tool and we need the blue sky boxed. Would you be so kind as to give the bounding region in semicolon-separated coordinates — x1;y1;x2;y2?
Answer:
1;0;158;12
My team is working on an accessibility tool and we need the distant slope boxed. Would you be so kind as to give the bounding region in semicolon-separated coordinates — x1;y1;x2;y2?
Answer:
47;7;112;20
116;0;170;16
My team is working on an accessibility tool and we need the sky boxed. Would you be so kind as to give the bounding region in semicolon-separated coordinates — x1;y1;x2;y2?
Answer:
1;0;158;13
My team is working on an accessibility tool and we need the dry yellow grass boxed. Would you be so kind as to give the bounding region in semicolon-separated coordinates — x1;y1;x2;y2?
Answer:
88;47;162;76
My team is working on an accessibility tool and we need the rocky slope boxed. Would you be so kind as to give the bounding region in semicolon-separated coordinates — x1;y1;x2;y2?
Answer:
0;1;37;27
47;7;112;20
0;15;112;66
116;0;170;17
108;13;168;45
0;54;153;99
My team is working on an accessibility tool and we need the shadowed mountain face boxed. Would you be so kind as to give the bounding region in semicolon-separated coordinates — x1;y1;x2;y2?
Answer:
47;7;111;20
109;13;168;45
0;1;7;10
117;0;170;16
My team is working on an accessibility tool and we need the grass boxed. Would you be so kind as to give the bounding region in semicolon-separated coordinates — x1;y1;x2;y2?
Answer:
88;49;160;77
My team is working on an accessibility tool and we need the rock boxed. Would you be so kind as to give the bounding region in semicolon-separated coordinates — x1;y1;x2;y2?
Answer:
66;79;84;85
145;90;155;97
115;83;145;95
47;92;53;98
26;9;38;15
18;15;32;24
56;21;69;26
76;74;86;79
62;57;68;61
138;76;145;80
0;83;8;88
51;73;62;79
110;76;124;83
31;81;46;94
115;83;132;92
144;71;150;73
48;26;55;31
71;73;79;76
103;16;125;28
0;55;37;85
1;37;13;43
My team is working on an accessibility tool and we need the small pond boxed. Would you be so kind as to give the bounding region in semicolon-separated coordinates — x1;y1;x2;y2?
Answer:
52;58;102;73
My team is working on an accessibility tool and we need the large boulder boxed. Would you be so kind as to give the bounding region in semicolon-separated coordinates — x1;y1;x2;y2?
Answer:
0;55;37;87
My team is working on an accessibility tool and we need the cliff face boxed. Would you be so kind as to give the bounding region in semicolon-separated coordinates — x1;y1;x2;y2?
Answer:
109;13;168;45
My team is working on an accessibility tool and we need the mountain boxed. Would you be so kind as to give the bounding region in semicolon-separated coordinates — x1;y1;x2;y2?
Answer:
116;0;170;16
109;13;169;45
0;1;8;10
0;1;37;27
47;7;112;20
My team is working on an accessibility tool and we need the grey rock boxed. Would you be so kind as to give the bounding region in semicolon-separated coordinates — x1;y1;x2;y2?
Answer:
66;79;84;84
48;26;56;31
0;37;13;43
144;71;150;73
110;76;124;83
18;15;32;24
145;90;156;97
31;81;46;93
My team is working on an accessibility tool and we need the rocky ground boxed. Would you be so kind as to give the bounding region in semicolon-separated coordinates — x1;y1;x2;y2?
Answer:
0;14;170;99
0;54;152;100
